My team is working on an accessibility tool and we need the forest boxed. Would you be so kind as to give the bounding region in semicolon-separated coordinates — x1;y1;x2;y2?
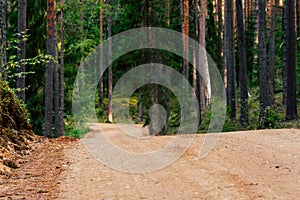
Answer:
0;0;299;137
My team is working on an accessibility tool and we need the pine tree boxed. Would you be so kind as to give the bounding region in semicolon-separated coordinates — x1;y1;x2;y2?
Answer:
44;0;57;137
268;0;276;106
284;0;298;120
258;0;268;127
183;0;189;80
236;0;249;127
99;0;104;106
56;0;65;136
0;0;7;80
224;0;236;118
107;0;113;123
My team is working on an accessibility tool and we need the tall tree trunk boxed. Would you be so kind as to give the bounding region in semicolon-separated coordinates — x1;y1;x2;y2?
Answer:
193;40;197;93
268;0;276;106
236;0;249;127
107;8;113;123
99;0;104;106
16;0;26;102
183;0;189;80
217;0;225;102
194;12;202;126
244;0;248;19
258;0;269;127
224;0;236;118
166;0;170;26
56;0;65;137
138;92;143;123
180;0;189;124
246;0;256;86
199;0;205;108
0;0;7;80
53;41;59;137
53;0;59;138
296;0;300;34
284;0;298;120
217;0;223;64
44;0;57;137
200;0;211;108
251;0;259;85
79;0;84;90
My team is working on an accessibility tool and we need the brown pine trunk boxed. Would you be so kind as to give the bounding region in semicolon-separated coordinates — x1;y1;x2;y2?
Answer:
79;0;84;89
236;0;249;127
217;0;225;96
199;0;206;109
99;0;104;106
268;0;276;106
138;93;143;123
194;5;201;127
44;0;57;137
16;0;26;102
53;42;59;137
193;41;197;93
244;0;248;19
254;0;259;61
297;0;300;34
107;10;113;123
0;0;7;80
166;0;170;26
52;0;59;138
224;0;236;118
195;0;210;110
258;0;269;127
183;0;189;80
284;0;298;120
56;0;65;137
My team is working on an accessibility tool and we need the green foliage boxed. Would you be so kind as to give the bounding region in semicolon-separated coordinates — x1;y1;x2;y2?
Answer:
0;81;34;151
206;0;222;70
258;106;282;129
0;81;31;130
2;33;50;135
3;0;299;137
64;114;89;139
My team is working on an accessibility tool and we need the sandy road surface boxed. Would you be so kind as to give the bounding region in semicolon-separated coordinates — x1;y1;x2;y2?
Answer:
60;124;300;200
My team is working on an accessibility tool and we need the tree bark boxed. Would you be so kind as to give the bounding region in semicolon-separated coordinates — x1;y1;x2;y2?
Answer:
268;0;276;106
107;7;113;123
183;0;189;80
0;0;7;80
99;0;104;106
217;0;223;66
138;92;143;123
16;0;26;102
224;0;236;118
56;0;65;137
53;38;59;138
44;0;57;137
296;0;300;34
53;0;59;138
217;0;225;105
284;0;298;120
166;0;170;26
193;41;197;93
258;0;269;127
236;0;249;127
79;0;84;90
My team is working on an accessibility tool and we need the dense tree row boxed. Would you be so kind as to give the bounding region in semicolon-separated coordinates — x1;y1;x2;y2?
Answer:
0;0;298;136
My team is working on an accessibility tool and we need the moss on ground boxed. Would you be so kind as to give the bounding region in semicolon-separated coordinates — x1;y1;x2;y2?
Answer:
0;80;34;156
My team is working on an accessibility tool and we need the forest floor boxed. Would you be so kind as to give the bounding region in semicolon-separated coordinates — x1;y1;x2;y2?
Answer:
1;124;300;199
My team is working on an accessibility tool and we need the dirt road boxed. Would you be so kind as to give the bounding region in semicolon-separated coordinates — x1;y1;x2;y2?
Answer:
59;124;300;200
